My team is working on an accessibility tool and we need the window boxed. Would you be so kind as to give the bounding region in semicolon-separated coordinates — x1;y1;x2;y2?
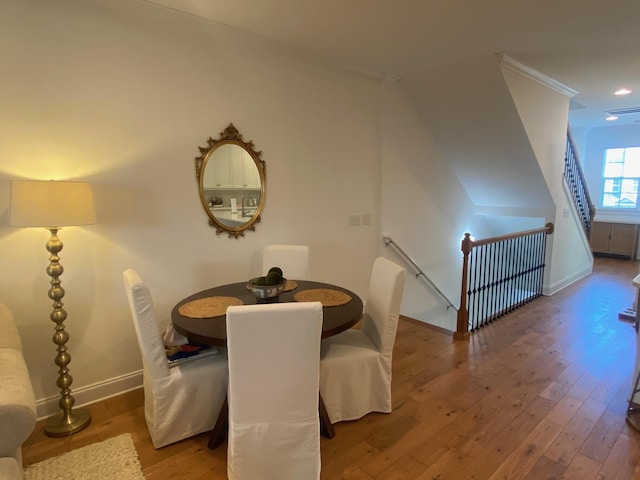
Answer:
602;147;640;208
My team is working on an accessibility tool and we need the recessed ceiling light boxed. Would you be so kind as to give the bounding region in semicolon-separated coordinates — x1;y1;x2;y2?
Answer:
615;88;632;96
606;115;619;121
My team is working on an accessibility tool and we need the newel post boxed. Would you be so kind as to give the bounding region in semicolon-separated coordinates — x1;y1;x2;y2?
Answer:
454;233;473;341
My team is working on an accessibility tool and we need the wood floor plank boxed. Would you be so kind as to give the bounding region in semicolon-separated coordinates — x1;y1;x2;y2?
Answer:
21;257;640;479
414;448;473;480
598;432;640;480
544;397;609;466
524;456;567;480
579;401;626;463
546;396;583;426
561;453;601;480
488;418;564;480
375;454;428;480
540;382;569;402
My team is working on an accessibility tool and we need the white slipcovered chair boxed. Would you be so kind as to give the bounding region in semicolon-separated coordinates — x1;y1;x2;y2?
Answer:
122;269;228;449
226;302;323;480
319;257;406;423
262;244;310;280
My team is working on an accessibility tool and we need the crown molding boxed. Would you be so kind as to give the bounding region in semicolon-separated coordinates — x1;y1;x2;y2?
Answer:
498;53;578;98
97;0;212;27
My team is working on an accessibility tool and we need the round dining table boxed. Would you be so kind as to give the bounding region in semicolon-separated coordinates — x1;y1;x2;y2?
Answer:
172;280;363;346
170;279;364;449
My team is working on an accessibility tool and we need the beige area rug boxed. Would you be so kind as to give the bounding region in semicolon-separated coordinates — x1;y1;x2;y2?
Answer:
24;433;145;480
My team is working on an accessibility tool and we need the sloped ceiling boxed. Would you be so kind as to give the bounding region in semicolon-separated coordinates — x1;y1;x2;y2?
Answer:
404;54;555;210
144;0;640;130
134;0;639;211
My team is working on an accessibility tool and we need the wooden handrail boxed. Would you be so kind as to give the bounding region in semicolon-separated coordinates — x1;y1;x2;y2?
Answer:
455;223;554;340
461;223;555;251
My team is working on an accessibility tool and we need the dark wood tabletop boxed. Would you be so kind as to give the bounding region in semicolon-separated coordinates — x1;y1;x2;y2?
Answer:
171;280;364;347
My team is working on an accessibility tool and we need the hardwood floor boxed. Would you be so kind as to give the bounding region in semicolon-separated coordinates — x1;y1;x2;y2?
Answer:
23;257;640;479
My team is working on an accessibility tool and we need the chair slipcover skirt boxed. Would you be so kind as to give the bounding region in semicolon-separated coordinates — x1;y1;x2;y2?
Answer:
226;302;322;480
319;257;406;423
123;269;228;449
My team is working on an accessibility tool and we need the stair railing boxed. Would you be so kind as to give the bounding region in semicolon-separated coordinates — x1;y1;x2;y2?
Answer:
565;128;595;235
383;236;457;310
455;223;554;340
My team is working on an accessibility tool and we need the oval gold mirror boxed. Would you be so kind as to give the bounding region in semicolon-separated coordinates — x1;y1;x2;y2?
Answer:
195;124;266;238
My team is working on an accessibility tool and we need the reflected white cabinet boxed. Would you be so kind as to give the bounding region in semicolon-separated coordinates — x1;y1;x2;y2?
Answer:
211;145;233;188
241;151;260;189
206;144;259;189
590;221;639;259
233;149;259;189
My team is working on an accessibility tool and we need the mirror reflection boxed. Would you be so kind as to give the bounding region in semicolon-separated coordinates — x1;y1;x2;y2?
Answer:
195;124;266;238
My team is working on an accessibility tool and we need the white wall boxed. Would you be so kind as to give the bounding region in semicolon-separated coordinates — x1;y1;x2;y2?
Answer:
379;84;486;331
502;67;593;294
0;0;386;415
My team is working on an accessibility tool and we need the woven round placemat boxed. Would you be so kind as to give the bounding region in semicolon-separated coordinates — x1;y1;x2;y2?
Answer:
178;296;243;318
293;288;351;307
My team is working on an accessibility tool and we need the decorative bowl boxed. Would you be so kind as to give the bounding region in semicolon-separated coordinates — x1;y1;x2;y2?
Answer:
247;277;286;303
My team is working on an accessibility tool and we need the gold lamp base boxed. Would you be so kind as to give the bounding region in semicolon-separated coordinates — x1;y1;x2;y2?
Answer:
8;183;98;439
44;407;92;437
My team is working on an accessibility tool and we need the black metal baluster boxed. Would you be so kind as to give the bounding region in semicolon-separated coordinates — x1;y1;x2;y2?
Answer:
523;234;532;305
477;245;486;328
490;242;498;322
470;248;479;331
508;238;517;313
498;240;507;319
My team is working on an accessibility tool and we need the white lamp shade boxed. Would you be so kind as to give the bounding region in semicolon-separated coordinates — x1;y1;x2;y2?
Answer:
9;180;97;228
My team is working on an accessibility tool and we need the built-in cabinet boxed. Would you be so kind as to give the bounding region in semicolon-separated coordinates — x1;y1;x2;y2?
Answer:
203;144;260;189
590;221;639;259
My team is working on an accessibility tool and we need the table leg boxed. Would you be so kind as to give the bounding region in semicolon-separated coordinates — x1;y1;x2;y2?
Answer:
319;394;335;439
208;396;228;450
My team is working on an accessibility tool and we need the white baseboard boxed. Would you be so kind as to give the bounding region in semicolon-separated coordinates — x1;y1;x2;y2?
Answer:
36;370;143;420
543;265;592;296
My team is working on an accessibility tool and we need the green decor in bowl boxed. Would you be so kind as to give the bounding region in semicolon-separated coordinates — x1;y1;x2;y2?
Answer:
247;277;286;303
247;266;285;302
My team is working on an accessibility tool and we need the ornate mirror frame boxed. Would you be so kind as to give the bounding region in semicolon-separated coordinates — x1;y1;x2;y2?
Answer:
195;123;266;238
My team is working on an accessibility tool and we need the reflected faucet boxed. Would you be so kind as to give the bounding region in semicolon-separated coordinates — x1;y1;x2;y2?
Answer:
241;196;255;217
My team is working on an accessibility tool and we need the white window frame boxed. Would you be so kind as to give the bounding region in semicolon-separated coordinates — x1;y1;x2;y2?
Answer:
601;146;640;209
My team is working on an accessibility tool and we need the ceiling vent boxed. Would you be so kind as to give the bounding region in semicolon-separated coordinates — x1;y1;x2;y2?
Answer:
606;107;640;116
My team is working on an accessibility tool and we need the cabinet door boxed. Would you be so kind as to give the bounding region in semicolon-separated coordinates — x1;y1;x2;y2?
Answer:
609;223;637;256
202;155;217;189
213;145;233;188
242;150;260;188
589;222;611;253
229;145;245;188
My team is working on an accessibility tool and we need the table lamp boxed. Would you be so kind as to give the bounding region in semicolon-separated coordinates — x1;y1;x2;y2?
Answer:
9;180;96;436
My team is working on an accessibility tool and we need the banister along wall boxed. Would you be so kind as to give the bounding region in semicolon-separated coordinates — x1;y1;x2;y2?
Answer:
455;223;555;340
